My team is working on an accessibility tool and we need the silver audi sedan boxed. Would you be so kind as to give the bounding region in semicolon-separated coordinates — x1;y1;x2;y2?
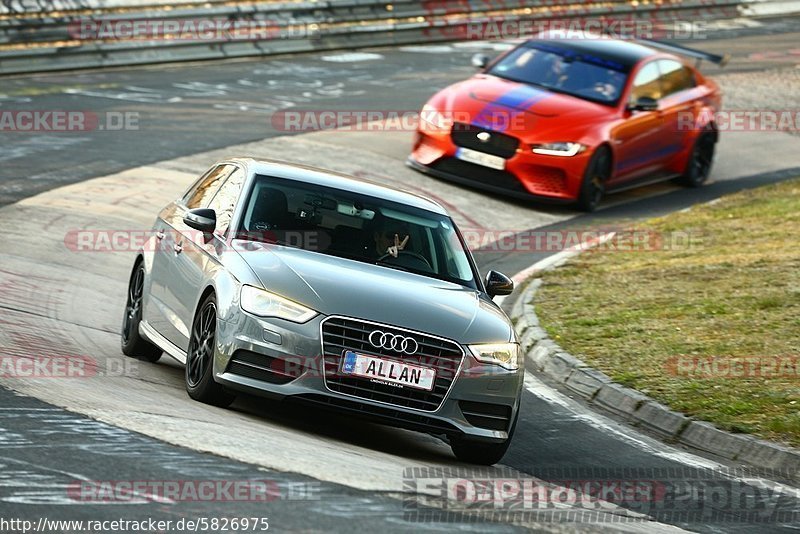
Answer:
122;158;523;464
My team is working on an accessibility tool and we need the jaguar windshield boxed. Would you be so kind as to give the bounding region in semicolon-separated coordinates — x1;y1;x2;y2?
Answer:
488;43;629;104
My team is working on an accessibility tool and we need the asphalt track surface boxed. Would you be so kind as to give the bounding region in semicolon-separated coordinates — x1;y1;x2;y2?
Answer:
2;15;800;207
1;16;800;533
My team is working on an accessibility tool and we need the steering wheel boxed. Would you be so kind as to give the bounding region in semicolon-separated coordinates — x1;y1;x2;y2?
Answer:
377;250;433;271
593;82;617;99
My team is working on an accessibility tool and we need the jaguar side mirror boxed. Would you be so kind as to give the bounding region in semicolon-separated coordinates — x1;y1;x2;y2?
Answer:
471;53;490;69
627;96;659;112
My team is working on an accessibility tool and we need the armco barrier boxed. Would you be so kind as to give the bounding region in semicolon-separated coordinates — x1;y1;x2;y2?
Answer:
0;1;231;14
0;0;751;74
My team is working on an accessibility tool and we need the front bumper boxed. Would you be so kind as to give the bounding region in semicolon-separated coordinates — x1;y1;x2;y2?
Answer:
410;129;593;202
213;311;523;443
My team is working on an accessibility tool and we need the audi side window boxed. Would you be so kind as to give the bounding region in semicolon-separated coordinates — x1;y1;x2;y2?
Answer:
629;62;662;102
183;165;233;209
658;60;696;97
181;167;212;204
206;167;247;237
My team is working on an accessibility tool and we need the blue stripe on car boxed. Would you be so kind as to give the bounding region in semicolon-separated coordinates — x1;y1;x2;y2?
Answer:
494;85;549;110
471;85;550;132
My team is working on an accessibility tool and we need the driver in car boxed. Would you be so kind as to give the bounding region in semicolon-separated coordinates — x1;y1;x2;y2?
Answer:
593;69;625;100
541;55;570;86
372;218;411;259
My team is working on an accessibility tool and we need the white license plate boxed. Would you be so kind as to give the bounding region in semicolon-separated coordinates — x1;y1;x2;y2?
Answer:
341;351;436;391
456;147;506;170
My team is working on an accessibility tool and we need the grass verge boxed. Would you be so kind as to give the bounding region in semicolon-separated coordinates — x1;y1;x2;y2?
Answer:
534;178;800;446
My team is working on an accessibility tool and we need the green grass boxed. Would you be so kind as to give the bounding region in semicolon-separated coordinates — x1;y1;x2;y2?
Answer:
534;178;800;446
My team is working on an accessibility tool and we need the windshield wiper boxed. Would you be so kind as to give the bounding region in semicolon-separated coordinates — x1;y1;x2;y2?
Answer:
374;259;411;273
238;236;298;248
489;72;564;94
531;82;569;96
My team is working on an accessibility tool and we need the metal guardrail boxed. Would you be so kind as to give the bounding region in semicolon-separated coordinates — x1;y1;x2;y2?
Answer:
0;0;231;15
0;0;749;75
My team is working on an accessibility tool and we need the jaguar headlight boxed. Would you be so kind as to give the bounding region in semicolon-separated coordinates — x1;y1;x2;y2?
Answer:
240;285;317;323
419;104;453;133
532;142;585;157
469;342;520;371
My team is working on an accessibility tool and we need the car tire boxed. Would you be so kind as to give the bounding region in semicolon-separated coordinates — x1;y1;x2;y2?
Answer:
676;130;715;187
576;146;611;212
121;261;162;363
449;409;518;465
185;294;236;408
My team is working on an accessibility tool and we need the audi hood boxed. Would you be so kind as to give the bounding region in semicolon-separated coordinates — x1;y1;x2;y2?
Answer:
232;241;514;345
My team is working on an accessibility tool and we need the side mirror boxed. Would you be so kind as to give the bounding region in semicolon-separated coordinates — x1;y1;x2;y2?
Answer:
471;53;490;69
627;96;659;112
485;270;514;297
184;208;216;234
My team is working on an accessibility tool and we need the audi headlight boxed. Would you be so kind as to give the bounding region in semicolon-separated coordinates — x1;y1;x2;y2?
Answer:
532;142;585;157
419;104;453;133
240;285;317;323
469;343;520;371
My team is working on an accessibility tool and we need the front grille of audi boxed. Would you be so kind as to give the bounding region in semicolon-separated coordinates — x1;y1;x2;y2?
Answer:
451;123;520;159
321;317;464;412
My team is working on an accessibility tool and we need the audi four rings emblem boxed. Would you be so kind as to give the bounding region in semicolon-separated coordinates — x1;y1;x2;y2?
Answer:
369;330;419;355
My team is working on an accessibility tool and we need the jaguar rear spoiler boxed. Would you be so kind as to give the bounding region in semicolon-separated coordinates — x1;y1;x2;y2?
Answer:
639;39;729;67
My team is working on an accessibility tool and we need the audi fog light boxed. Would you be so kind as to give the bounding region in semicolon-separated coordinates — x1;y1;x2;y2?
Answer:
469;343;520;370
240;285;317;323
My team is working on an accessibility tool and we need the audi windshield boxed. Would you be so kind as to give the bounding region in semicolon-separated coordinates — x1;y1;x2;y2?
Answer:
234;175;479;289
488;43;629;104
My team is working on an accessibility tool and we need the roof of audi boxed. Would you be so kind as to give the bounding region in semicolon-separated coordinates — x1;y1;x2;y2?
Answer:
227;158;449;216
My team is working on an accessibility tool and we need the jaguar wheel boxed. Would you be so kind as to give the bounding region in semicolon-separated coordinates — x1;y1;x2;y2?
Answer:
185;294;236;408
676;131;715;187
576;146;611;212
